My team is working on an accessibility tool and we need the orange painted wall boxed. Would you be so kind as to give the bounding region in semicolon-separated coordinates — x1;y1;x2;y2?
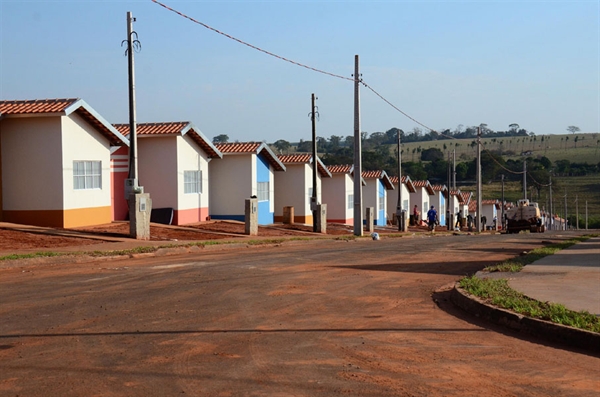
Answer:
3;206;111;228
173;207;209;225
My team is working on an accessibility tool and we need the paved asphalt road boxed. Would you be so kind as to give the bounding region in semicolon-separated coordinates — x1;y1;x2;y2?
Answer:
0;231;598;396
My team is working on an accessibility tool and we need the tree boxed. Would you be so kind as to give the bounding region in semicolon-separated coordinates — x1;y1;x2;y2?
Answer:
273;139;291;154
566;126;580;135
420;147;444;161
213;134;229;143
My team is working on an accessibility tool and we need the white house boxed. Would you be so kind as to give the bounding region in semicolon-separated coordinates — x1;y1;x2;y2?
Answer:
113;122;222;225
210;142;286;225
0;98;128;228
386;175;416;225
409;180;435;222
430;184;448;226
361;170;394;226
274;154;331;224
321;164;365;225
481;199;499;229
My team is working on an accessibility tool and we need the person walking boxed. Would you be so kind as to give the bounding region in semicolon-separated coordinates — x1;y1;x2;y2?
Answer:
427;205;437;232
455;210;463;230
413;205;420;226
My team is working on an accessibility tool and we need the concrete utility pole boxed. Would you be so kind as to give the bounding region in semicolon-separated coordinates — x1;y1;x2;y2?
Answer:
564;189;568;230
501;174;505;230
585;200;588;229
353;55;363;237
310;93;318;232
575;195;579;230
125;11;151;240
549;176;553;230
476;126;482;232
447;151;451;230
523;160;527;200
396;130;406;231
126;11;138;182
452;148;456;190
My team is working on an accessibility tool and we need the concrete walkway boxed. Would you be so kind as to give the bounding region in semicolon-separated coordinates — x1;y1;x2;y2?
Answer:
508;237;600;315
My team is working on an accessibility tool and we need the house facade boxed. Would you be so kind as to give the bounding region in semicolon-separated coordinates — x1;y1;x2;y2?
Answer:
430;184;448;226
387;176;416;225
114;122;222;225
274;154;331;224
210;142;285;225
0;98;128;228
321;164;365;225
361;170;394;226
409;180;435;222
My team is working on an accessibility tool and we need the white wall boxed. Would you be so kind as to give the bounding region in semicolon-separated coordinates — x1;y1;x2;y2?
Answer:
1;117;64;210
61;113;111;210
177;134;210;210
387;183;410;221
138;136;178;209
274;163;306;216
322;173;352;222
209;154;254;216
363;179;377;213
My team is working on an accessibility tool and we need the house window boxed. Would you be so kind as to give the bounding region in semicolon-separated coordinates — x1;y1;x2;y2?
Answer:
347;194;353;210
184;170;202;194
403;199;409;212
378;195;384;212
424;201;429;211
73;161;101;190
257;181;269;201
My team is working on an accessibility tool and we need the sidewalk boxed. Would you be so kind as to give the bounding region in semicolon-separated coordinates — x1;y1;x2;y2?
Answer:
508;236;600;315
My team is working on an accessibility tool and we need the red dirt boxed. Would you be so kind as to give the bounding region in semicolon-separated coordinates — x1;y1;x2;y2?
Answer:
0;228;105;251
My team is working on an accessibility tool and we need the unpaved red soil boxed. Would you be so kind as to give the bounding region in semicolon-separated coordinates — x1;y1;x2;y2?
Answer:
0;231;597;396
0;228;105;251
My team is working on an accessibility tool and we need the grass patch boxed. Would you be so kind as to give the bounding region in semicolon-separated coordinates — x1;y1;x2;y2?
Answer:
0;251;67;261
483;236;591;272
459;276;600;333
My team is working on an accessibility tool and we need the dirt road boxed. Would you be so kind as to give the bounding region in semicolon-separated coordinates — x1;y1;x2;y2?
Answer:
1;231;598;396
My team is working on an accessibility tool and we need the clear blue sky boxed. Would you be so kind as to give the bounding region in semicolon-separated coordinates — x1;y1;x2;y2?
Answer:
1;0;598;143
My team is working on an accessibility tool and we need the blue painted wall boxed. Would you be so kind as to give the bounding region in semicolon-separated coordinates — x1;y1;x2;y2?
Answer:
257;154;273;225
440;194;446;225
377;180;386;226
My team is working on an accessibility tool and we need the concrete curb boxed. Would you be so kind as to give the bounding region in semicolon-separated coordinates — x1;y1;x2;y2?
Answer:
450;283;600;354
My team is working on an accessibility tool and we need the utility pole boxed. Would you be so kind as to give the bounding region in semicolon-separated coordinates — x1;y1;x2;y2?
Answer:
396;130;405;231
447;150;451;230
476;126;482;232
585;200;588;229
575;195;579;230
452;148;456;190
126;11;138;182
549;176;553;230
124;11;151;240
352;55;363;237
564;189;568;230
523;160;527;200
501;174;505;230
310;93;318;232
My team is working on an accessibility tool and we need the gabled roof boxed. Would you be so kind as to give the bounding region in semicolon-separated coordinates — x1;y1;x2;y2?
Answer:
468;200;477;213
277;154;332;178
113;121;222;158
389;175;417;193
0;98;128;146
215;142;285;171
431;184;449;198
325;164;366;185
361;170;394;190
459;191;473;205
482;199;499;205
411;180;435;195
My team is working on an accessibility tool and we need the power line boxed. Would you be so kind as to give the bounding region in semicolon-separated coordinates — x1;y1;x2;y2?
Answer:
150;0;353;82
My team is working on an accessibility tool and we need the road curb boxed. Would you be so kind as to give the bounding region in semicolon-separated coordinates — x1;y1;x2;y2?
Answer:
450;283;600;354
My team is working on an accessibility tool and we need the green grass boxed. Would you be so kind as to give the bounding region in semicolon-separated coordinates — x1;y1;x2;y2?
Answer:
459;276;600;333
483;236;591;272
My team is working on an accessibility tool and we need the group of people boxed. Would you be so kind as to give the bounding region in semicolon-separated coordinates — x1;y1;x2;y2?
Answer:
413;206;485;232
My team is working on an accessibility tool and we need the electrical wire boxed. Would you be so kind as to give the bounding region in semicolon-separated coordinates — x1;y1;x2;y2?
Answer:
150;0;353;82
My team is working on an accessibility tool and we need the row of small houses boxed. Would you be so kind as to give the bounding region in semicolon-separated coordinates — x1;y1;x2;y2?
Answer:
0;98;563;230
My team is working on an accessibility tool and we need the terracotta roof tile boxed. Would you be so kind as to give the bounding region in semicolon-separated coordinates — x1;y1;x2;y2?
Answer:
327;164;353;174
215;142;262;153
412;180;430;188
278;154;312;163
277;154;331;177
389;176;410;184
114;122;189;136
361;170;383;179
0;98;77;115
482;199;499;205
431;184;447;192
459;191;472;204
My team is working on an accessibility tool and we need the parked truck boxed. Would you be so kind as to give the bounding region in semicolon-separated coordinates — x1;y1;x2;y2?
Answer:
505;199;545;233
